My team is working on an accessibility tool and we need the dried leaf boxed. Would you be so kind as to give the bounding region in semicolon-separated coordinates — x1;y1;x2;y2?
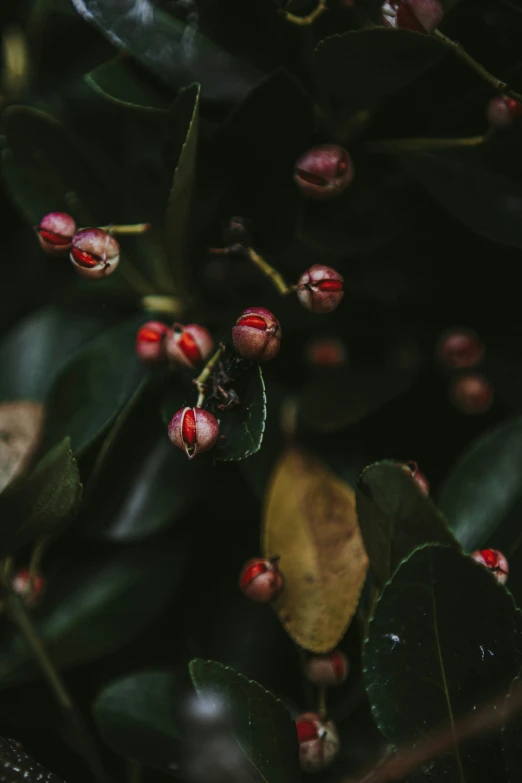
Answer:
263;448;368;653
0;402;44;495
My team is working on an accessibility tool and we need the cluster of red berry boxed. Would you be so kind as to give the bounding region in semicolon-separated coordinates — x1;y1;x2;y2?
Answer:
436;328;493;415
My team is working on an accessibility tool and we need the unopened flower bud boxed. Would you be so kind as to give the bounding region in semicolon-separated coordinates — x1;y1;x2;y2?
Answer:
437;328;484;371
296;712;340;772
294;145;353;200
232;307;282;361
12;568;46;607
487;95;522;128
297;265;344;314
450;373;493;415
70;228;120;279
306;337;346;368
305;650;349;686
381;0;443;33
166;324;214;368
168;407;219;459
399;461;430;496
35;212;77;256
471;549;508;584
136;321;172;363
239;557;284;602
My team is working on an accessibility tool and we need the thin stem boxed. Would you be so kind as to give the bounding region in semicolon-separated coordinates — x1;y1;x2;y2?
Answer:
141;294;184;317
194;344;226;408
318;687;327;719
366;135;485;153
101;223;151;235
246;248;296;296
280;0;327;25
29;538;48;578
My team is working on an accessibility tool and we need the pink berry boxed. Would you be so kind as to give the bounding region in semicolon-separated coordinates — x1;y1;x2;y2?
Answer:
239;558;284;602
471;549;508;584
35;212;77;256
136;322;172;363
437;328;484;371
306;337;346;368
487;95;522;128
232;307;282;361
12;569;46;607
296;712;340;772
450;373;493;415
166;324;214;369
294;145;353;200
400;461;430;496
381;0;443;33
70;228;120;279
305;650;349;686
168;407;219;459
297;265;344;314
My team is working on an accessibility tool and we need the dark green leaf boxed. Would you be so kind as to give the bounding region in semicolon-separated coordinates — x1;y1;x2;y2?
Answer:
85;56;170;112
71;0;263;103
189;659;300;783
356;461;459;586
438;416;522;550
94;671;186;773
0;736;64;783
365;545;522;781
503;675;522;782
214;362;266;462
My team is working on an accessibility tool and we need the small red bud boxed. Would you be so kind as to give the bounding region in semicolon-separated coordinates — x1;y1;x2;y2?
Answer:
35;212;77;256
168;407;219;459
306;337;346;368
487;95;522;128
305;650;349;686
381;0;443;33
436;328;484;371
471;549;508;584
232;307;282;361
166;324;214;368
136;322;172;363
239;557;284;602
12;569;46;607
294;145;353;200
296;712;340;772
70;228;120;279
297;265;344;314
450;373;494;415
400;461;430;496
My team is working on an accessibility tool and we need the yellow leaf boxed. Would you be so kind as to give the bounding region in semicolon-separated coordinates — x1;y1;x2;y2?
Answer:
263;448;368;653
0;401;44;494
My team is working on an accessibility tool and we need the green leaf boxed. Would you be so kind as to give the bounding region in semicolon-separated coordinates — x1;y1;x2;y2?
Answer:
214;362;266;462
189;660;300;783
364;544;522;781
438;416;522;550
43;316;148;456
356;461;459;586
71;0;263;103
503;675;522;782
94;671;186;773
0;736;64;783
0;437;81;556
85;56;171;112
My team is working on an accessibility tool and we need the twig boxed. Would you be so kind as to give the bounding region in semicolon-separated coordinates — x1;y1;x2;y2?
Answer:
246;248;296;296
101;223;151;235
194;344;226;408
279;0;328;25
366;135;485;153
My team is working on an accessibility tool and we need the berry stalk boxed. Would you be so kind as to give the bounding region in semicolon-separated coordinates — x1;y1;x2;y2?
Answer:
280;0;328;25
246;248;296;296
194;343;226;407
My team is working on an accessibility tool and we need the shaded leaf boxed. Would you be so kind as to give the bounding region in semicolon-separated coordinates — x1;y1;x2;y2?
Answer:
0;402;44;495
365;544;522;781
214;362;266;463
503;675;522;783
356;461;459;586
0;736;64;783
85;56;170;112
263;449;368;653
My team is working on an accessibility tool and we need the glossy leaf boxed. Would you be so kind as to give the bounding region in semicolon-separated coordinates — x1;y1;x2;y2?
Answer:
356;461;459;586
0;402;44;495
71;0;263;103
85;56;171;112
439;416;522;550
189;659;300;783
365;545;522;781
214;362;266;462
0;736;64;783
263;449;368;653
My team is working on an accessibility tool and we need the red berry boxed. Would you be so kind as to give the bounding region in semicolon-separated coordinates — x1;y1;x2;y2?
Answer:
437;328;484;371
487;95;522;128
381;0;443;33
294;145;353;200
295;712;340;772
232;307;282;361
35;212;77;256
166;324;214;368
450;373;493;415
399;461;430;496
297;265;344;314
168;407;219;459
471;549;508;584
70;228;120;279
239;557;284;602
305;650;349;686
306;337;346;368
12;568;46;607
136;322;172;363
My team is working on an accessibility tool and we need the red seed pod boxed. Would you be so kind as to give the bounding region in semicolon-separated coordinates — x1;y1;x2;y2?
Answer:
168;407;219;459
400;461;430;496
239;557;284;602
471;549;509;585
136;322;172;363
35;212;77;256
306;337;346;368
381;0;443;33
296;712;340;772
449;373;494;415
436;328;484;371
166;324;214;368
12;569;46;607
294;145;353;201
487;95;522;128
297;265;344;314
70;228;120;279
305;650;349;686
232;307;282;361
